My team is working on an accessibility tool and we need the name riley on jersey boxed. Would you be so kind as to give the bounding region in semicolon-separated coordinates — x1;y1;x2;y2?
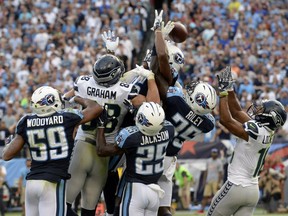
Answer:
27;116;64;127
185;111;203;126
140;130;170;145
87;86;117;99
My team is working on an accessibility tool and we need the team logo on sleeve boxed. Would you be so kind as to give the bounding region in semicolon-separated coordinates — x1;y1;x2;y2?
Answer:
137;113;153;127
174;53;184;64
40;94;55;106
195;93;210;109
116;135;123;144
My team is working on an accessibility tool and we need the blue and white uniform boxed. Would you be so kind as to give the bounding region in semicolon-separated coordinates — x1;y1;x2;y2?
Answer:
159;86;215;207
116;121;174;216
16;110;83;216
207;120;274;216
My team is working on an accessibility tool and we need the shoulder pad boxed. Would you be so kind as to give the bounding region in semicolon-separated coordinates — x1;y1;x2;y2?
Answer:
244;120;259;140
167;86;184;98
116;127;135;148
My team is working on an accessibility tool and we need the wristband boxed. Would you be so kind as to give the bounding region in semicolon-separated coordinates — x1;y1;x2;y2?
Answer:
219;91;228;98
147;73;155;80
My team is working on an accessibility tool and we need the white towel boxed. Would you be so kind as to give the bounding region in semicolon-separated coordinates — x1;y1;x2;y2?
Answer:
148;184;165;199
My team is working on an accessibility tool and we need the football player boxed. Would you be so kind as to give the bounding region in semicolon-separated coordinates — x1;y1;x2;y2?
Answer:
65;54;160;216
2;86;102;216
147;11;218;216
206;67;287;216
96;102;175;216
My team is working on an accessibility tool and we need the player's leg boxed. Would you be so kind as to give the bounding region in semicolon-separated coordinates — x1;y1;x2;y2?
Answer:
25;180;40;216
81;151;109;213
146;184;164;216
120;182;146;216
199;182;212;212
113;169;127;216
103;170;119;215
233;185;259;216
206;181;259;216
66;140;95;214
38;179;67;216
158;156;177;216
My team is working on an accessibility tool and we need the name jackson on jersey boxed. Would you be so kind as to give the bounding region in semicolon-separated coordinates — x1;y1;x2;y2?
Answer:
140;131;170;145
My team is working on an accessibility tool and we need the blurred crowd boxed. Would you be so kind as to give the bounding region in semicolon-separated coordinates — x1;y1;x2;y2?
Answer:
0;0;288;142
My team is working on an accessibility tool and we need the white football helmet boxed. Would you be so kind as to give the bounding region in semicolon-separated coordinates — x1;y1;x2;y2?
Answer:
166;42;184;78
31;86;63;117
135;102;165;136
185;81;217;115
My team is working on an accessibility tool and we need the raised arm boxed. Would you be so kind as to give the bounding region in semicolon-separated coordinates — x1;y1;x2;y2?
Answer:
217;69;249;141
96;127;123;157
131;65;161;106
227;90;250;124
3;135;25;161
73;96;103;125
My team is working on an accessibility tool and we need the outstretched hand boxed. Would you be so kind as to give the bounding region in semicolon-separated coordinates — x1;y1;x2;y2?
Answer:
135;64;155;80
101;30;119;52
161;21;175;39
216;66;235;92
151;10;163;31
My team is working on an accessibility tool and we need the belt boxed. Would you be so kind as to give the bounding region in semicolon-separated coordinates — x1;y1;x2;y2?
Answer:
84;137;96;146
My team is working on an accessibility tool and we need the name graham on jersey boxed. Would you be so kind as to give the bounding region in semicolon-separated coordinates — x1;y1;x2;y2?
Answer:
140;130;170;145
27;116;64;127
185;111;203;126
87;87;116;99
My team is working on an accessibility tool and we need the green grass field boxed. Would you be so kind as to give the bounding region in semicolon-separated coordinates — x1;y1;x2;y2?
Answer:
174;208;288;216
4;208;288;216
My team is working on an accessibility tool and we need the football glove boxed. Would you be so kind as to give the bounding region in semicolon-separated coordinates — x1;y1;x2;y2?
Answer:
101;30;119;53
161;21;175;39
151;10;163;31
123;99;135;114
135;64;155;80
97;104;115;128
143;49;152;68
216;66;235;92
62;95;77;108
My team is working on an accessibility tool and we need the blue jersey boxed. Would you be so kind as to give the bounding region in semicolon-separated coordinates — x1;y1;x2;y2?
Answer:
16;110;83;183
165;86;215;156
116;121;174;184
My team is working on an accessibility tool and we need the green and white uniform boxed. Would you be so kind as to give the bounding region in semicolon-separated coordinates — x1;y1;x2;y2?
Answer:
207;120;274;216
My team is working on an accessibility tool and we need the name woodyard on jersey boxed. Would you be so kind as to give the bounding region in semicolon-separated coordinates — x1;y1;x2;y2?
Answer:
27;116;64;127
87;86;117;99
140;130;170;145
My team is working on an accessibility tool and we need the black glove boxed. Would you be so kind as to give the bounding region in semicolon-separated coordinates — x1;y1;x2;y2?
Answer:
123;99;135;114
216;66;234;92
97;105;115;128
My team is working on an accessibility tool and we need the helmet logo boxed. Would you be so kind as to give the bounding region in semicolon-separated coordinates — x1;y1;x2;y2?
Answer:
137;113;153;127
271;110;283;128
40;94;55;106
195;93;210;109
174;53;184;64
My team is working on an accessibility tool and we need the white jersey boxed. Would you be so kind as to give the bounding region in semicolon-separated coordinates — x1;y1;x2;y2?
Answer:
74;75;138;143
228;120;274;187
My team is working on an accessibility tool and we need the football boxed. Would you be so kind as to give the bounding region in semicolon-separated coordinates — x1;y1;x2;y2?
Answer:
169;22;188;43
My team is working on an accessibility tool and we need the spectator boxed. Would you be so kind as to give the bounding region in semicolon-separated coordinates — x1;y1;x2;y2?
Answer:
198;148;223;213
174;163;194;210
